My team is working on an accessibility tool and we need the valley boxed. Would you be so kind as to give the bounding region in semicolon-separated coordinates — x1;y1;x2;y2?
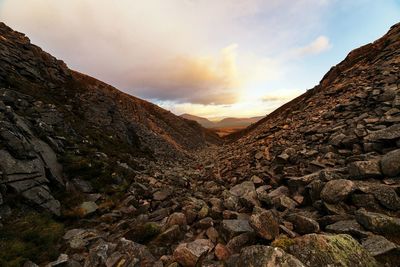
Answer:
0;21;400;267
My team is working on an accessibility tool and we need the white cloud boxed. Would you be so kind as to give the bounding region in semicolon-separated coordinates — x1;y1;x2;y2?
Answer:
289;35;332;58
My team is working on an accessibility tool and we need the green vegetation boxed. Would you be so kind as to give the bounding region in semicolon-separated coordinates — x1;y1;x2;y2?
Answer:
0;212;64;267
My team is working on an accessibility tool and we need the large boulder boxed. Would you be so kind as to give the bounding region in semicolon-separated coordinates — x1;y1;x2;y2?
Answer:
274;234;380;267
380;149;400;177
238;245;305;267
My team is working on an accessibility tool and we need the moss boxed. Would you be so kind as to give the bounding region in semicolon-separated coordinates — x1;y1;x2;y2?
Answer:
0;212;64;266
271;235;296;250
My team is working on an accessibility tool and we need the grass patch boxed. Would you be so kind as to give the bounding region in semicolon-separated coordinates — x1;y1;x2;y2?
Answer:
0;212;64;267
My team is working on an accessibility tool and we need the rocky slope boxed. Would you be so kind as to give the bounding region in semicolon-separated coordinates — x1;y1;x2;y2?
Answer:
1;21;400;267
0;22;220;216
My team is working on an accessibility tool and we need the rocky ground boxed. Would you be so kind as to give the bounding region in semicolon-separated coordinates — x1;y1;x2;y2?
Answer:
0;21;400;267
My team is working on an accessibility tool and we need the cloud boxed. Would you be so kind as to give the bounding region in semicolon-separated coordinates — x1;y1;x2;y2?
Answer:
124;44;241;104
0;0;333;107
291;36;332;58
262;88;304;102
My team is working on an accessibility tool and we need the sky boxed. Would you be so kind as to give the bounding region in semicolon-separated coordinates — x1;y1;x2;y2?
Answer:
0;0;399;120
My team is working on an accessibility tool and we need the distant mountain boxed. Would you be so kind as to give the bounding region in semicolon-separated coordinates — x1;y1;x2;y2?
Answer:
180;113;215;128
180;114;264;128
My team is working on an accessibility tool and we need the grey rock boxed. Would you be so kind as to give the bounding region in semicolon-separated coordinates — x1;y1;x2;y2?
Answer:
221;219;254;241
325;220;369;238
361;235;398;257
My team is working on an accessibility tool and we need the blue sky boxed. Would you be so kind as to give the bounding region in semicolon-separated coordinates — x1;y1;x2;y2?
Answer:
0;0;399;119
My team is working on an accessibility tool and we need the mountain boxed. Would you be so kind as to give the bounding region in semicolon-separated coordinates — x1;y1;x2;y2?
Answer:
180;113;215;128
1;21;400;267
181;113;264;128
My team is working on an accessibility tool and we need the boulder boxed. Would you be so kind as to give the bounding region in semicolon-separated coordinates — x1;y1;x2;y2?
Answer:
173;239;214;267
361;235;399;266
365;124;400;142
229;181;260;208
348;160;382;179
355;209;400;235
380;149;400;177
238;245;305;267
286;214;320;234
221;219;254;241
320;179;355;204
249;210;279;240
325;220;369;238
275;234;380;267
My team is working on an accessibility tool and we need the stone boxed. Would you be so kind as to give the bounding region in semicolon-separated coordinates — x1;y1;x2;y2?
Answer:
380;149;400;177
79;201;98;216
249;210;279;240
348;160;382;179
273;195;298;211
361;235;398;257
286;214;320;234
365;124;400;142
276;234;380;267
226;232;256;254
320;179;355;204
355;209;400;235
221;219;254;241
72;179;93;193
214;243;231;261
238;245;305;267
153;189;171;201
229;181;260;208
165;212;187;229
325;220;369;238
45;254;69;267
173;239;214;267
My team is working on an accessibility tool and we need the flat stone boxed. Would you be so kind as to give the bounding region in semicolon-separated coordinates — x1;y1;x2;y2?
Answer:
361;235;398;257
355;209;400;235
325;220;369;238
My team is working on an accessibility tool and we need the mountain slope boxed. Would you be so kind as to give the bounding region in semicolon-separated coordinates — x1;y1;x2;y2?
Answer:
0;22;219;216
